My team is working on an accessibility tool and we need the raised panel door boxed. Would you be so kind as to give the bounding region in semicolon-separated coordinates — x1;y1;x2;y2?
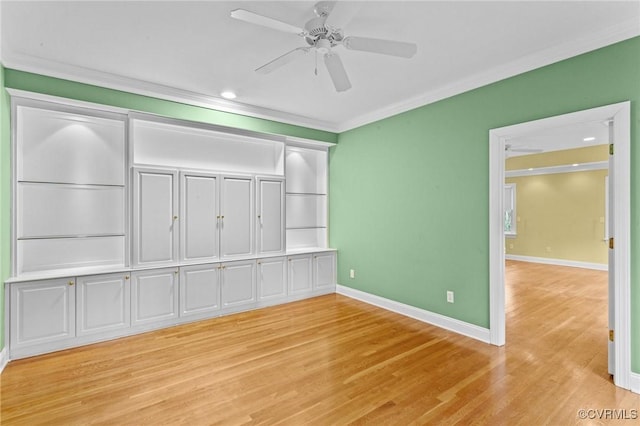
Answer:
257;178;285;255
180;264;221;317
221;260;256;308
313;252;336;290
131;268;179;325
257;257;287;301
10;278;76;349
76;273;130;336
180;172;219;262
133;169;178;266
288;255;312;295
220;176;254;258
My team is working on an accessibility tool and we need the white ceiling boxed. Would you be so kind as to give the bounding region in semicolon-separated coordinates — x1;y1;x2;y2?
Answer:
1;1;639;133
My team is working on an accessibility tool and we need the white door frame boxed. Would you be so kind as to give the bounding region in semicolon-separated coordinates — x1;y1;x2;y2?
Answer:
488;102;631;390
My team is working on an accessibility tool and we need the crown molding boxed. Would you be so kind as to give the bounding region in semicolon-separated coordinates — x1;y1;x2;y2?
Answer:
1;51;341;133
337;18;640;132
3;17;638;135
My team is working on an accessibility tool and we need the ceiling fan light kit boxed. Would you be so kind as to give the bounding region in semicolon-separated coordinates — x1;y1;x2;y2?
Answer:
230;1;418;92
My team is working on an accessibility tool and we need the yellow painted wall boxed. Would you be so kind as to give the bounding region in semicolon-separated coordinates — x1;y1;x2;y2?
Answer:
505;146;608;265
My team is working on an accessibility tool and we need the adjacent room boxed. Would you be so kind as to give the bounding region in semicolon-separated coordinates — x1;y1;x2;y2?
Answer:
1;1;639;423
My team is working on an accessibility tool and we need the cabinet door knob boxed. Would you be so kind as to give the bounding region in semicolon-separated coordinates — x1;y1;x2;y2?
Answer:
125;275;130;280
221;215;225;219
68;280;74;286
173;215;178;220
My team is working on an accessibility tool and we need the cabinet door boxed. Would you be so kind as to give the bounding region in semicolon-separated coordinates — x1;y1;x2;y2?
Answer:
133;169;178;266
180;172;219;262
220;176;254;258
180;264;220;317
257;177;285;255
10;278;76;349
313;252;336;290
77;273;130;336
221;260;256;308
288;255;312;295
257;257;287;301
131;268;179;325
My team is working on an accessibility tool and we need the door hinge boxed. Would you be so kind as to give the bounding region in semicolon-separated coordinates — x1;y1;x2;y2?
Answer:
609;237;614;249
610;144;614;155
609;329;614;342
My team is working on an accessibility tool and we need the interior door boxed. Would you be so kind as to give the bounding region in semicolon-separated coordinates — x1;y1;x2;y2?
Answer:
607;121;615;376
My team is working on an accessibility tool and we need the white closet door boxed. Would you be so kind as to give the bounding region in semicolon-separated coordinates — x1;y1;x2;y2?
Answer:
220;176;254;258
313;252;336;290
257;257;287;301
180;172;219;262
180;264;221;317
257;178;285;255
133;169;178;266
131;268;179;325
288;255;312;295
17;105;125;185
10;278;76;348
221;260;256;308
76;273;130;336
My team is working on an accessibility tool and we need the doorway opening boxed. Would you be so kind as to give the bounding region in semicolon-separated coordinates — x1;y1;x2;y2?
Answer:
488;102;631;390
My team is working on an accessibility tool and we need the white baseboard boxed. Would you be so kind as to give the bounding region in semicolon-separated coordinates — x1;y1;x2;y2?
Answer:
631;372;640;394
0;346;8;375
336;285;491;344
506;254;608;271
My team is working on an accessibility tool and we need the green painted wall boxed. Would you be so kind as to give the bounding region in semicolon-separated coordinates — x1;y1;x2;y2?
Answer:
329;37;640;371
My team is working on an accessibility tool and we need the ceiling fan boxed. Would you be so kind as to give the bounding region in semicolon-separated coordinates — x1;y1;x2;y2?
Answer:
230;1;418;92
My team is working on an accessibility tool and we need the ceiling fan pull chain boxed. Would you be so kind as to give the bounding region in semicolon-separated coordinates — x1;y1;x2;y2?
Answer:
315;50;318;76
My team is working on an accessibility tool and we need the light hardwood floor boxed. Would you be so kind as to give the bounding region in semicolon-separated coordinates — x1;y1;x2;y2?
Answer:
1;260;639;424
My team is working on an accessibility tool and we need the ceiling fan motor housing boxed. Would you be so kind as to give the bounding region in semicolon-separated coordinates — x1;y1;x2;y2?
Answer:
304;16;343;48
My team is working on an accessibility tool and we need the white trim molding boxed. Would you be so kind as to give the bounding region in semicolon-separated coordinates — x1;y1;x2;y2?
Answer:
0;346;8;374
489;101;632;390
505;255;607;271
506;161;608;178
336;285;491;344
631;372;640;394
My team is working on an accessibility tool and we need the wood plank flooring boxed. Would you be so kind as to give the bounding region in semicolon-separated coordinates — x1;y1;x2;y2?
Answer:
1;260;639;424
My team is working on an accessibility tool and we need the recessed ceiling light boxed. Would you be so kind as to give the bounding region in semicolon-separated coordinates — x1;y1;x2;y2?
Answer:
583;136;596;142
572;163;579;167
220;91;237;100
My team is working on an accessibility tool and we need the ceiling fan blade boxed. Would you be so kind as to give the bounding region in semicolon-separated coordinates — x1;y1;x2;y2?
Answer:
324;52;351;92
230;9;305;35
256;47;311;74
324;2;362;32
343;36;417;58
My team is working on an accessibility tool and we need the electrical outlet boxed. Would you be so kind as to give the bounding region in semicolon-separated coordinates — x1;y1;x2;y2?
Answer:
447;291;454;303
349;269;355;279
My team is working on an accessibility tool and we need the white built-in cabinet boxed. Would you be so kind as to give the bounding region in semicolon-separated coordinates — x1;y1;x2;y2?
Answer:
76;273;130;336
6;100;336;360
133;169;179;266
257;257;287;301
131;268;179;326
10;278;76;353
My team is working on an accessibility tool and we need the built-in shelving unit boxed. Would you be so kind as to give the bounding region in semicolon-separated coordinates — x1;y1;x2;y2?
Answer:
285;144;329;250
5;94;337;361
